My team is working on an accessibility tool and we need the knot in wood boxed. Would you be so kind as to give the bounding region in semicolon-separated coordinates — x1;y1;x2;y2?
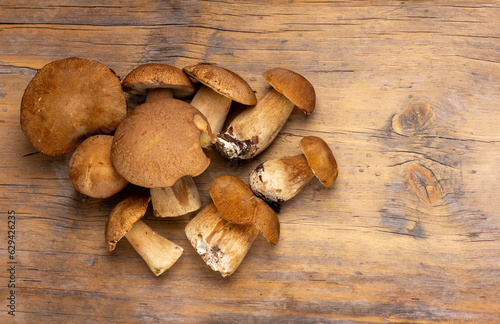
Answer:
392;100;433;135
404;163;442;206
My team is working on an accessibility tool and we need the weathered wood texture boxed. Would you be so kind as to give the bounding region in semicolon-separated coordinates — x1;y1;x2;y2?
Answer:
1;1;499;322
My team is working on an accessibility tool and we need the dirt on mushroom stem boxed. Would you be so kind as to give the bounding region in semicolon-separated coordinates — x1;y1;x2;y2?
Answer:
215;88;296;160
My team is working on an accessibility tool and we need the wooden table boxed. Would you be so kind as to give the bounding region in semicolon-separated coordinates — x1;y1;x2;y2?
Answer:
1;1;499;322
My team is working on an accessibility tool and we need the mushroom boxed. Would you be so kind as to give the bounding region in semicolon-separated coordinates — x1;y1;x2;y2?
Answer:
105;195;183;276
249;136;338;205
122;63;195;103
183;63;257;134
216;67;315;160
121;64;201;217
185;175;279;277
68;135;128;198
111;98;215;188
20;57;127;156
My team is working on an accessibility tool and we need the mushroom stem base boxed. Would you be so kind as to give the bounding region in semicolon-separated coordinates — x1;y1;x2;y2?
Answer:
185;203;259;277
125;220;183;276
249;154;315;203
216;88;295;160
151;176;201;217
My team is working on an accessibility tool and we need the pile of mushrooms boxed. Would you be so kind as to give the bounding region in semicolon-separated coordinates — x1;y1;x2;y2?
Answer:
20;57;338;277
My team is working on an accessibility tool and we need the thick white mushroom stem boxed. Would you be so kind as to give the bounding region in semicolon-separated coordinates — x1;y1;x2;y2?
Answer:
190;85;232;134
249;154;315;203
124;220;183;276
185;203;259;277
151;176;201;217
216;88;296;160
145;88;174;103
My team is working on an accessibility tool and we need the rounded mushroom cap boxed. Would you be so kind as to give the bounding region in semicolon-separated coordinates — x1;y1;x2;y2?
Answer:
183;63;257;105
111;98;215;188
122;63;195;98
20;57;127;156
209;175;280;245
263;67;316;115
105;195;151;252
300;136;338;188
68;135;129;199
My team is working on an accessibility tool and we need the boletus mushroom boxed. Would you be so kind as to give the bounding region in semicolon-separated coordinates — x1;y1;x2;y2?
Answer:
122;64;201;217
249;136;338;205
216;67;315;160
111;98;215;188
20;57;127;156
122;63;195;103
105;195;183;276
185;175;279;277
183;63;257;134
111;98;215;217
68;135;128;198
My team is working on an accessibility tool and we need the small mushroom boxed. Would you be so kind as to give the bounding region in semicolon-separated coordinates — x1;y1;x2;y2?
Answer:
216;67;315;160
185;175;279;277
122;63;195;103
111;98;216;189
249;136;338;204
20;57;127;156
183;63;257;134
68;135;128;198
105;195;183;276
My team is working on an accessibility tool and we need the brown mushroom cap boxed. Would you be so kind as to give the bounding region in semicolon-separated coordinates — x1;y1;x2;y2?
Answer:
263;67;316;115
183;63;257;105
209;175;280;245
20;57;127;156
69;135;129;199
122;63;195;98
111;98;215;188
299;136;338;188
105;195;151;252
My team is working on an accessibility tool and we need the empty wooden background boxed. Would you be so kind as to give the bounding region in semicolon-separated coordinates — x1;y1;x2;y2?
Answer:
0;1;499;322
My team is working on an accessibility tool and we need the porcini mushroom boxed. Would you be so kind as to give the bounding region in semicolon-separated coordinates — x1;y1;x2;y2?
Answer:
20;57;127;156
183;63;257;134
68;135;128;198
185;175;279;277
105;195;183;276
249;136;338;205
111;98;215;188
122;63;195;103
216;67;315;160
122;65;201;217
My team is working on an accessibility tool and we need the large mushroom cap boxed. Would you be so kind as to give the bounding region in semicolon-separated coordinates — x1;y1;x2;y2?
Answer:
105;195;151;252
183;63;257;105
20;57;127;156
209;175;280;245
299;136;338;188
111;98;215;188
122;63;195;98
68;135;129;199
263;67;316;115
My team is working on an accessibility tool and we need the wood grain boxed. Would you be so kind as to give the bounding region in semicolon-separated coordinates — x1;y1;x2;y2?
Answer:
1;1;499;322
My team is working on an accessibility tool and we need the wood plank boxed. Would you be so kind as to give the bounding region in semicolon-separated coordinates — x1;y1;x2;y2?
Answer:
0;0;499;322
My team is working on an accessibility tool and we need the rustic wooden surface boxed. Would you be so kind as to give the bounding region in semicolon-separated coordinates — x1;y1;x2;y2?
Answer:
1;1;499;322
